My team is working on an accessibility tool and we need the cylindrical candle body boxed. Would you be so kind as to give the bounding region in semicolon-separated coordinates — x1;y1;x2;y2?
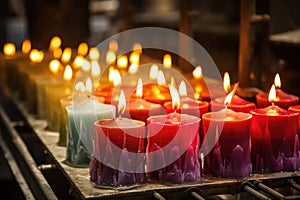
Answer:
66;100;115;166
251;106;299;172
146;113;201;183
202;109;252;178
91;118;145;187
288;105;300;134
210;95;256;113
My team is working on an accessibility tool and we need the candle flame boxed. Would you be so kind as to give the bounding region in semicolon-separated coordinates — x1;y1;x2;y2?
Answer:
109;40;118;52
274;73;281;88
118;90;126;117
223;72;231;94
113;69;121;86
82;59;91;72
108;67;115;82
49;59;61;74
268;84;277;103
77;42;88;56
61;47;72;63
63;65;73;81
49;36;62;51
163;54;172;68
29;49;44;63
73;55;84;69
106;50;116;65
117;55;128;69
170;77;176;88
179;81;187;97
89;47;100;60
224;82;238;106
75;81;85;92
128;63;138;74
129;51;140;65
85;77;92;93
149;64;159;80
22;39;31;54
193;66;203;79
169;84;180;110
157;70;166;85
133;43;142;54
53;48;62;59
3;43;16;57
91;61;101;78
136;78;143;98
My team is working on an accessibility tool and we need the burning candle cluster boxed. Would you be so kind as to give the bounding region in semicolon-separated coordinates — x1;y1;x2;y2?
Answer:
2;38;300;189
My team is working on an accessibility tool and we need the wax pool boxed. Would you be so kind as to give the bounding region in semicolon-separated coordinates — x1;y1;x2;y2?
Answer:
91;117;145;187
251;105;300;172
202;109;252;178
147;112;201;183
210;95;256;113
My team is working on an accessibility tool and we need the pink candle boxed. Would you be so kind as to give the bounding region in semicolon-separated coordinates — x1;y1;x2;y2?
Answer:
210;95;256;113
202;109;252;178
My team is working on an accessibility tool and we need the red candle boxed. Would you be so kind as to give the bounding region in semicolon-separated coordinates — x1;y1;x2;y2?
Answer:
251;85;299;172
288;105;300;134
202;102;252;177
210;95;256;113
123;79;163;122
91;90;146;187
256;74;299;109
146;85;201;183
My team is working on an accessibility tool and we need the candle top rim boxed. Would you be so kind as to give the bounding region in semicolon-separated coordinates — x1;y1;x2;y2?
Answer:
127;98;162;108
95;117;145;129
202;108;252;122
212;95;255;106
256;90;299;101
66;99;115;112
288;104;300;111
147;112;200;125
251;105;299;116
164;98;209;108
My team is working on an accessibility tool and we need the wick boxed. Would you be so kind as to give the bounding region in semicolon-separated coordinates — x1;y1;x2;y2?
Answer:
271;102;275;107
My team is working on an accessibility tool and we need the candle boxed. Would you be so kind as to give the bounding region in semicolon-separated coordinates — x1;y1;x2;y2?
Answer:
202;108;252;178
256;73;299;109
66;99;115;166
91;90;146;187
251;84;299;172
123;78;163;122
146;85;201;183
164;81;209;117
288;105;300;134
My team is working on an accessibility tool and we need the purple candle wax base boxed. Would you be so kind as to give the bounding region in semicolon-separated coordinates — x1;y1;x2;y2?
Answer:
207;144;252;178
253;134;300;172
147;143;201;184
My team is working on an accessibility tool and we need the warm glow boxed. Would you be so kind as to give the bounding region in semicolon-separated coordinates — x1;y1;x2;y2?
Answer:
224;90;234;106
106;50;116;65
77;42;88;56
82;60;91;72
136;78;143;98
49;36;62;51
179;81;187;97
223;72;231;94
133;43;142;54
117;55;128;69
108;67;115;82
22;40;31;54
91;61;101;78
129;51;140;64
193;66;203;79
268;84;277;103
53;48;62;59
109;40;118;52
75;82;85;92
128;63;138;74
29;49;44;63
63;65;73;81
274;73;281;88
61;47;72;63
85;77;92;93
49;59;61;74
163;54;172;68
157;70;166;85
3;43;16;57
149;64;159;80
89;47;100;60
170;77;176;89
73;55;84;69
118;90;126;117
169;84;180;110
113;69;121;86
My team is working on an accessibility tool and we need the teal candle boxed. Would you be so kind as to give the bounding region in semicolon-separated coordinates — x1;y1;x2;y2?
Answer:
66;100;115;166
